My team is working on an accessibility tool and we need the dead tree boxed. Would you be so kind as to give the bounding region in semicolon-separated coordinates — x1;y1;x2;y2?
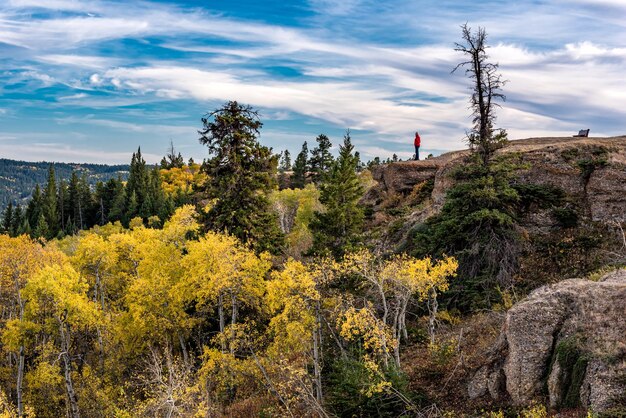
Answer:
453;24;507;165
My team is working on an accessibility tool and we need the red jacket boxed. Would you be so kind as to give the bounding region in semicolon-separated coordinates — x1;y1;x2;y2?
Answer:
414;133;421;147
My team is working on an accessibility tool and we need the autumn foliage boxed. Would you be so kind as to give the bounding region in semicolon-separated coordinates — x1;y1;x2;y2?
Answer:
0;204;456;417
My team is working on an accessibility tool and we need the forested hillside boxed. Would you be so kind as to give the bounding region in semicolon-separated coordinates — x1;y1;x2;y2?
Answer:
0;159;128;211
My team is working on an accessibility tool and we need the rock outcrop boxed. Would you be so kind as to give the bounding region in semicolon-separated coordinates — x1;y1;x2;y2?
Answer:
363;136;626;223
468;269;626;413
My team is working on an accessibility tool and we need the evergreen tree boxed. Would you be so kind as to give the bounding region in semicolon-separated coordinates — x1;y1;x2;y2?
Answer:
198;101;284;253
58;179;68;232
160;140;185;169
409;155;521;311
108;179;127;224
1;202;13;234
279;150;292;172
43;164;59;237
127;191;139;223
148;167;168;221
310;131;364;258
11;205;23;236
308;134;333;183
33;213;49;240
26;184;44;230
126;148;148;218
292;141;309;189
67;172;93;231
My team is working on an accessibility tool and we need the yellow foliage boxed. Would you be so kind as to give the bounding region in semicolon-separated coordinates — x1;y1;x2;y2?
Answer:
23;262;100;328
269;184;321;257
339;305;396;360
160;163;207;197
518;403;548;418
266;259;320;356
180;232;270;311
381;254;458;301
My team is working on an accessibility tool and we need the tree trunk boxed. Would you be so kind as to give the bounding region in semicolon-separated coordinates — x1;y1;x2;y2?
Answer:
312;302;323;402
15;283;25;418
178;333;189;368
218;293;225;353
59;321;80;418
428;287;438;345
230;292;237;355
17;344;24;418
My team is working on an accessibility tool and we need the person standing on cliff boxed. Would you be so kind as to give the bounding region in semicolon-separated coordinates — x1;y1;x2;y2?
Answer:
414;131;421;160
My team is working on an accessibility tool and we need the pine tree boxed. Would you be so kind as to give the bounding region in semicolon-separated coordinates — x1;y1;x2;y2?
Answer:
308;134;333;183
43;165;59;237
126;148;148;217
11;205;23;237
127;191;139;222
26;184;43;230
292;142;309;189
58;179;68;232
1;202;13;235
310;131;364;258
279;150;292;172
453;24;507;165
108;179;127;224
33;213;49;240
160;140;185;169
198;101;284;253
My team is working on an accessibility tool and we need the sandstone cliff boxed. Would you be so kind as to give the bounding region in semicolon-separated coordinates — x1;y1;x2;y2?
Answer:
468;269;626;414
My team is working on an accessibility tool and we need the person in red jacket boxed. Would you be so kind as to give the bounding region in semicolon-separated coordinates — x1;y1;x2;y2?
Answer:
414;131;421;160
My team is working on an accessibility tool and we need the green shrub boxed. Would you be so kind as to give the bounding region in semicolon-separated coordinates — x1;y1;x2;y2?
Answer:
551;336;588;409
325;357;423;417
552;207;578;228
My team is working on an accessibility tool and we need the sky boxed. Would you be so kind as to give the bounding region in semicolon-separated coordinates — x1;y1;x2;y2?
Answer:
0;0;625;164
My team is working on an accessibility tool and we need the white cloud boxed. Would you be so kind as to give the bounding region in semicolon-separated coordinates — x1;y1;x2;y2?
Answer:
58;93;88;100
1;0;626;161
38;54;116;69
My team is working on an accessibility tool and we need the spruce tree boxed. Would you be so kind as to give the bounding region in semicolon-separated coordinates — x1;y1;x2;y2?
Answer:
310;131;364;258
308;134;334;183
58;179;68;232
127;191;139;223
126;148;148;217
108;179;127;224
160;140;185;169
43;164;59;237
292;141;309;189
279;150;292;172
26;184;44;230
33;213;49;240
11;205;23;236
198;101;283;253
1;202;13;235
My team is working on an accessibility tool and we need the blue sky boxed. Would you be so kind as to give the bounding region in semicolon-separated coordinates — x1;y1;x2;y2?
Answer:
0;0;625;164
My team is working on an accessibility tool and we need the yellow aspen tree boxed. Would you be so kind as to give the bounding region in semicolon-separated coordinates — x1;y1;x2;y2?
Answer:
180;232;270;353
343;249;457;366
22;262;100;418
338;305;397;394
0;235;57;418
267;259;324;405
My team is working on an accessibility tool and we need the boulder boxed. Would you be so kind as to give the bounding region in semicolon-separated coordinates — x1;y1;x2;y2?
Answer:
469;269;626;413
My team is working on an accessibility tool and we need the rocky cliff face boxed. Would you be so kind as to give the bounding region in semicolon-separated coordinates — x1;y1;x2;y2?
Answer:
363;136;626;281
468;269;626;413
365;136;626;223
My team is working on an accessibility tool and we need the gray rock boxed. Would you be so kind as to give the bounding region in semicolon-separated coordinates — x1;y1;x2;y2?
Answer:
469;269;626;413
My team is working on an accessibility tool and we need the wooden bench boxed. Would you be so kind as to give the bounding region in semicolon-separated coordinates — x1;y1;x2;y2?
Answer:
573;129;590;137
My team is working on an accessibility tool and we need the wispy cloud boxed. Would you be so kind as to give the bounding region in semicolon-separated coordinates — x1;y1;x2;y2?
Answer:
0;0;625;162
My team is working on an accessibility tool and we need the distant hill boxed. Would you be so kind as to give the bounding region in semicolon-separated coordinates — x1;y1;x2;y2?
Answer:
0;158;129;211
